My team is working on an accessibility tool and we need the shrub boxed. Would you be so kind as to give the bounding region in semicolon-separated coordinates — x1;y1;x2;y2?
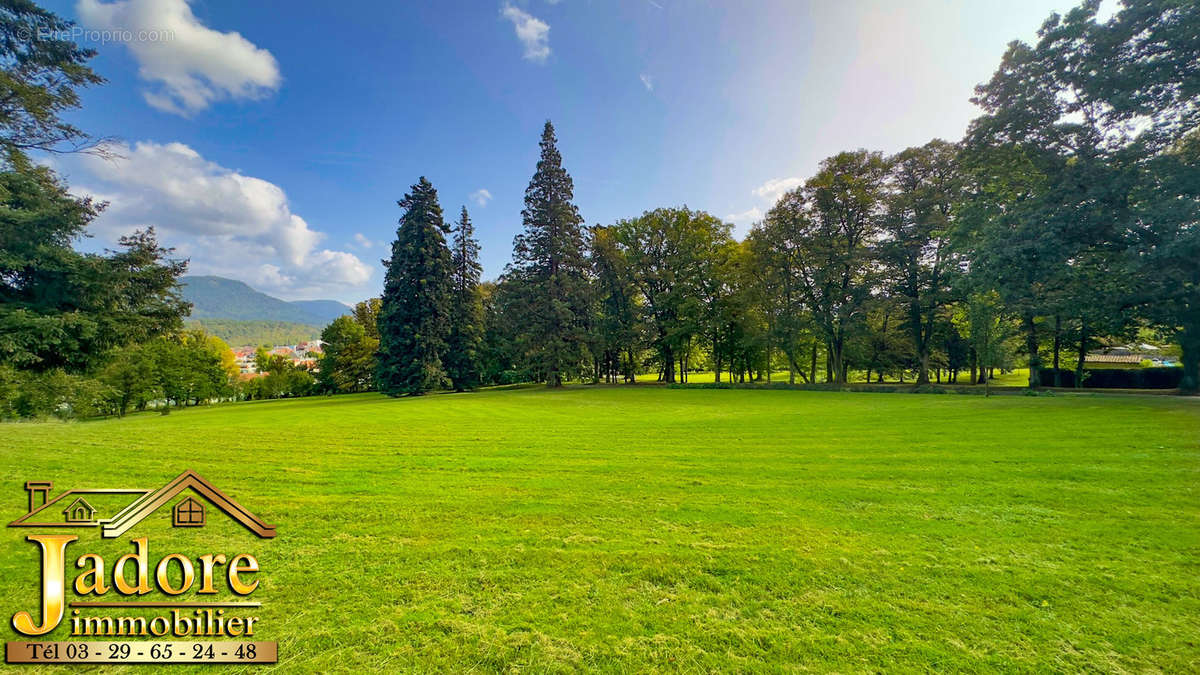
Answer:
498;370;532;385
1038;368;1078;388
1140;367;1185;389
0;368;117;420
1039;367;1182;389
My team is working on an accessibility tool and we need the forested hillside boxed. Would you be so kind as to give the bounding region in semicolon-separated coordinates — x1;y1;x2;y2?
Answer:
183;319;321;347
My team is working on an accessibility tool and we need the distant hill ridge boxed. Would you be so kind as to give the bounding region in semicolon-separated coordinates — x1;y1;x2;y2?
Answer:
183;319;322;348
180;276;352;325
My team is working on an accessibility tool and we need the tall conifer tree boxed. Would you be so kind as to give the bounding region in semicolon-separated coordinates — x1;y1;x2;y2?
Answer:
377;177;452;395
507;121;590;386
446;206;484;391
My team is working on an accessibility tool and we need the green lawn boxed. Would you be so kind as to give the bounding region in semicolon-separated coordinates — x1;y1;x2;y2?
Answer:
2;387;1198;671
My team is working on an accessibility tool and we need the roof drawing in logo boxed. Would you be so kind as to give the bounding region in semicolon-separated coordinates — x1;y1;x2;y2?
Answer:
8;470;276;539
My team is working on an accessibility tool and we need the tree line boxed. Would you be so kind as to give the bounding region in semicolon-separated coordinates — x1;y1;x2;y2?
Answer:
1;0;1196;419
354;1;1198;396
0;1;332;417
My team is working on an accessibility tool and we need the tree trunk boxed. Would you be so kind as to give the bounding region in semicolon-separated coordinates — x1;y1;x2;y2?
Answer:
1180;323;1199;394
911;298;931;385
837;334;849;384
1052;315;1062;387
1075;318;1088;389
713;330;722;383
1023;312;1040;388
916;352;930;385
829;334;848;384
810;342;818;384
825;343;832;383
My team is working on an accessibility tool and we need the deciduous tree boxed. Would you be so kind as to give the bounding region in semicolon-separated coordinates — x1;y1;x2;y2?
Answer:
318;316;376;393
881;139;963;384
609;207;731;383
767;151;889;383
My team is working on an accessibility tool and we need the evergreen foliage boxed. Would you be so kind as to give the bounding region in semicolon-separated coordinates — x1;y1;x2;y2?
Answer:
0;153;189;372
0;0;104;155
506;121;591;386
446;206;484;390
377;177;453;395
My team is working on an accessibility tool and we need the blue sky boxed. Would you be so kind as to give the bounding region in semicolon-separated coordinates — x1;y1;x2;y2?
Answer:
44;0;1089;303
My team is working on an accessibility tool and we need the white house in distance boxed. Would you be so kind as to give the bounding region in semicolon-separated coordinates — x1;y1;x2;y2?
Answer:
1085;343;1175;367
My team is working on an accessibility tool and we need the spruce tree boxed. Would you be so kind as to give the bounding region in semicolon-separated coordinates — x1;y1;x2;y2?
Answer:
377;177;452;395
507;121;590;386
445;206;484;391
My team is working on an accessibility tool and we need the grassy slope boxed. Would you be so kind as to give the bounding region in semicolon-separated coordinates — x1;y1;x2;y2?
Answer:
1;388;1197;672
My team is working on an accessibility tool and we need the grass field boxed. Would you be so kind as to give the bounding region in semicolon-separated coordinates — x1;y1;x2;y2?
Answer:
1;387;1198;671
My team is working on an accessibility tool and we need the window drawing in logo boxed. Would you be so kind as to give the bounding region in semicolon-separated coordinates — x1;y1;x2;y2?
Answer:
8;470;275;538
172;496;205;527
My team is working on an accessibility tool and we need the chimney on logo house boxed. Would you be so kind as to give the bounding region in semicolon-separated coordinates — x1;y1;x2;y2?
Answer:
24;481;52;514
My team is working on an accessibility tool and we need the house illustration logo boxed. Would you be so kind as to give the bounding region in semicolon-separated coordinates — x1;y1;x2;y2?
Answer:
8;470;276;539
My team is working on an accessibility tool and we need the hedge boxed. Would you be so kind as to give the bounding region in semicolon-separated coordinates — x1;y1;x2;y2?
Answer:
1038;367;1183;389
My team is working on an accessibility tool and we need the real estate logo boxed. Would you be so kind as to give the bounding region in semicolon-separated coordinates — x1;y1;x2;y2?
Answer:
4;471;278;665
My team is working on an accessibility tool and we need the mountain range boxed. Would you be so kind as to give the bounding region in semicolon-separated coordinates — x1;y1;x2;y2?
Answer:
180;276;352;325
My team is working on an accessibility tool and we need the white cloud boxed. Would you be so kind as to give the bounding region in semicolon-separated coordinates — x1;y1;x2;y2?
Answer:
77;0;281;115
501;4;550;63
68;141;370;299
725;207;763;225
469;188;493;207
639;73;654;91
752;176;803;204
352;233;375;249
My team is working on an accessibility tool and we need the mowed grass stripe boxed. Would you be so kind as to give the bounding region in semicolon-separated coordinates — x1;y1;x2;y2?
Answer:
1;388;1197;671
